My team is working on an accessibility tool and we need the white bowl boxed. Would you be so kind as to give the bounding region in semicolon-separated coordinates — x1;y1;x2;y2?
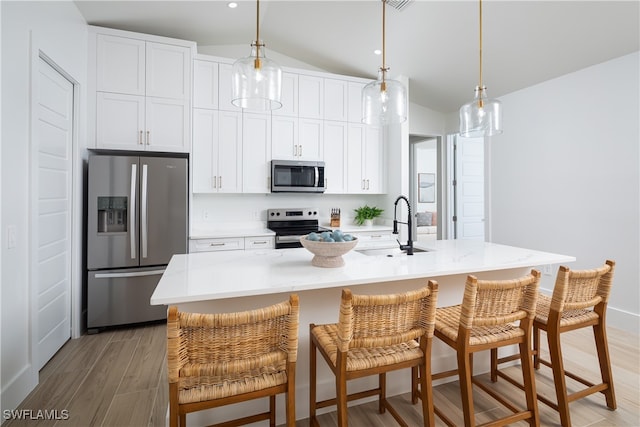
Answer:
300;235;358;267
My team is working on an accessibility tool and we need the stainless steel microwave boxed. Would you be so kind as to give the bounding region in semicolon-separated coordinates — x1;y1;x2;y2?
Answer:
271;160;325;193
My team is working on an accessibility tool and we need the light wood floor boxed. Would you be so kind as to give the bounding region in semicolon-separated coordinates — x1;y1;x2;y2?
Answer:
5;322;639;426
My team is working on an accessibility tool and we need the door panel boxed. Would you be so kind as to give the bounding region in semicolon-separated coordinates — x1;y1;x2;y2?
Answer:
455;136;485;240
87;155;140;269
36;58;73;369
140;157;187;266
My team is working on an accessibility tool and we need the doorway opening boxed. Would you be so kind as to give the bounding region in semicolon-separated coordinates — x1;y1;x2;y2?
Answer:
409;135;442;242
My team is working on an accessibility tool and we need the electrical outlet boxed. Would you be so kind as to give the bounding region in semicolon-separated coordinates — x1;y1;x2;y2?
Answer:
7;225;17;249
202;210;210;220
542;264;552;276
253;209;260;220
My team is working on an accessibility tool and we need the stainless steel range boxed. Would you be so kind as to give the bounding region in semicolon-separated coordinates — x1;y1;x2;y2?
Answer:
267;208;331;249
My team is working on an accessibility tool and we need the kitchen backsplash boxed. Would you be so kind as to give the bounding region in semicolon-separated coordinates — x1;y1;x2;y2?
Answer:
192;193;388;226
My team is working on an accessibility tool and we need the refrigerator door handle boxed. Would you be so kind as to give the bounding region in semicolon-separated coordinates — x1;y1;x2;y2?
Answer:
141;163;148;259
130;163;137;259
94;269;165;279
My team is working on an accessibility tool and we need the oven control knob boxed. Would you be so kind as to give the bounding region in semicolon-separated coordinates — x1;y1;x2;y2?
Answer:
270;212;275;216
308;211;312;216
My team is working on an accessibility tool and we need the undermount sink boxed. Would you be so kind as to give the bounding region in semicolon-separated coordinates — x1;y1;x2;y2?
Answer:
355;246;429;257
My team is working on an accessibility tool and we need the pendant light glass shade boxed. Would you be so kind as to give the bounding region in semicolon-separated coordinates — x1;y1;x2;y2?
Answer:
231;0;282;110
459;0;503;137
231;42;282;110
459;86;502;137
362;0;407;126
362;69;407;126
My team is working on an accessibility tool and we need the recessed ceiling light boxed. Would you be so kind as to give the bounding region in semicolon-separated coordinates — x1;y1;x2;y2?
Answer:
373;49;382;55
228;2;238;8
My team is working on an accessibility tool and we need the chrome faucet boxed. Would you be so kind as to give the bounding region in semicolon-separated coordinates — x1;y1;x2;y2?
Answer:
393;195;414;255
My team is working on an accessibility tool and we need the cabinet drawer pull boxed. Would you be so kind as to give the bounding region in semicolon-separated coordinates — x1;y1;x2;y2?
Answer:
219;176;222;189
146;130;150;145
252;241;267;245
139;130;143;145
209;242;226;247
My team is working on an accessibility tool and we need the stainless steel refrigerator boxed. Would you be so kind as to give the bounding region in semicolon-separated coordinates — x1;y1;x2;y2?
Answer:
87;154;188;331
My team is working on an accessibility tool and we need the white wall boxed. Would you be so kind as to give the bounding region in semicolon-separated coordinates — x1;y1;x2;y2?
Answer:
415;139;438;213
1;0;88;415
198;44;325;73
489;52;640;332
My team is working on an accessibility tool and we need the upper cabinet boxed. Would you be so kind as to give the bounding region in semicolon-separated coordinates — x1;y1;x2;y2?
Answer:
324;78;348;122
90;28;195;152
298;75;323;119
192;59;219;110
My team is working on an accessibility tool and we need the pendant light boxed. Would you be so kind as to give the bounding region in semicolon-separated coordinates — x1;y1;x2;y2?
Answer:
459;0;502;137
362;0;407;126
231;0;282;110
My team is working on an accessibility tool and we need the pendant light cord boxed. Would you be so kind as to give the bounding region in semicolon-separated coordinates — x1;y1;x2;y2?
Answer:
381;0;388;90
479;0;483;88
253;0;263;68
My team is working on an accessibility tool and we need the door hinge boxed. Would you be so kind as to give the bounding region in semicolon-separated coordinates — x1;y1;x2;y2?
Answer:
453;216;458;222
452;180;457;186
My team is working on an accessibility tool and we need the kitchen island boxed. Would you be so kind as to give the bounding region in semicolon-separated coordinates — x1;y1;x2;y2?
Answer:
151;240;574;425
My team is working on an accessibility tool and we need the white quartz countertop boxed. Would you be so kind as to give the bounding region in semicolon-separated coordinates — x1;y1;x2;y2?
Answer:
151;240;575;305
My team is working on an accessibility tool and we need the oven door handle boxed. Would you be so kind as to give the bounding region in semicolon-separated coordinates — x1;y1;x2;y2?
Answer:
277;235;305;243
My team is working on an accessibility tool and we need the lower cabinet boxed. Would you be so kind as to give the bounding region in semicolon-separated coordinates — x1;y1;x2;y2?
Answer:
189;236;274;253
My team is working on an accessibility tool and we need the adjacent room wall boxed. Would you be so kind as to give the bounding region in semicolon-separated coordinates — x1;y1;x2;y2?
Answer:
489;52;640;332
1;0;88;415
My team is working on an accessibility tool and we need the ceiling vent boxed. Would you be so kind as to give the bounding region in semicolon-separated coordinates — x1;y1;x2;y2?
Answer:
385;0;414;12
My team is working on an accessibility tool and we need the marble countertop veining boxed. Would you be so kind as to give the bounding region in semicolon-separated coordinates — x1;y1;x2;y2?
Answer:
151;239;575;305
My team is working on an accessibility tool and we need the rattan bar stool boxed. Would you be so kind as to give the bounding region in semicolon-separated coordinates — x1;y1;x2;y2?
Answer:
427;270;541;427
491;260;616;427
309;282;439;427
167;295;299;427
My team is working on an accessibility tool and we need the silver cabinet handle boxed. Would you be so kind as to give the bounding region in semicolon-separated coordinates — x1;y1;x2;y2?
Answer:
362;179;365;190
141;163;148;259
212;176;217;189
129;164;137;259
252;241;268;245
146;130;150;145
293;144;297;157
138;130;143;145
209;242;226;247
299;145;303;156
219;176;222;189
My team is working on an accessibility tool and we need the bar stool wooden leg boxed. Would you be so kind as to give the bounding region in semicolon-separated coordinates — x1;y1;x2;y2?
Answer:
379;373;386;414
533;324;541;369
547;318;572;427
519;336;540;426
593;319;616;409
411;366;419;404
421;339;435;427
457;345;475;426
269;395;276;427
309;324;318;426
335;352;348;427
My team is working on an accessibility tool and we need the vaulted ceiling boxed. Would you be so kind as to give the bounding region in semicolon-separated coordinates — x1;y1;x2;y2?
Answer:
75;0;639;113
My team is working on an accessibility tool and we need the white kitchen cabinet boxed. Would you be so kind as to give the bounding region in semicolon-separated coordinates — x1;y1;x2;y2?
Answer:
298;74;323;119
323;121;348;193
271;116;298;160
245;236;275;250
97;34;190;100
324;78;348;122
193;59;219;109
348;81;365;123
218;63;242;112
243;112;272;193
298;118;323;160
189;237;244;253
94;31;192;152
96;93;189;152
272;72;298;117
192;109;242;193
346;123;384;193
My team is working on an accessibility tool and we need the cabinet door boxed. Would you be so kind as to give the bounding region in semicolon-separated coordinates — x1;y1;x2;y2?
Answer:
347;124;365;193
298;118;323;160
364;126;383;193
348;81;365;123
96;34;145;96
323;121;347;194
146;42;190;100
298;75;323;119
272;72;298;117
243;113;272;193
96;92;145;150
192;109;216;193
272;116;298;160
145;97;190;152
217;111;243;193
193;59;218;109
218;63;242;112
324;78;348;121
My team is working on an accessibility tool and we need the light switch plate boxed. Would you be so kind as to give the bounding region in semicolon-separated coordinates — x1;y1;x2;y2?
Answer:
7;225;17;249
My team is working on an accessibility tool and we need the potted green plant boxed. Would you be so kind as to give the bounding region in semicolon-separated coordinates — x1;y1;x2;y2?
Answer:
354;205;384;227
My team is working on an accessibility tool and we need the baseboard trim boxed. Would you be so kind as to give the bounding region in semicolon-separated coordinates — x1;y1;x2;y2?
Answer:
606;306;639;334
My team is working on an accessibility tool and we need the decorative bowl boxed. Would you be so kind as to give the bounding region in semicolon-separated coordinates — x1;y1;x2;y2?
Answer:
300;235;358;268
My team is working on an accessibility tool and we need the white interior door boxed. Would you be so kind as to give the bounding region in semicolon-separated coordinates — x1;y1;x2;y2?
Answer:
34;57;73;369
455;136;485;240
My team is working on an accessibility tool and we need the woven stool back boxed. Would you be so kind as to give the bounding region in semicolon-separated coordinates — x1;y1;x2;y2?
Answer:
550;260;614;313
